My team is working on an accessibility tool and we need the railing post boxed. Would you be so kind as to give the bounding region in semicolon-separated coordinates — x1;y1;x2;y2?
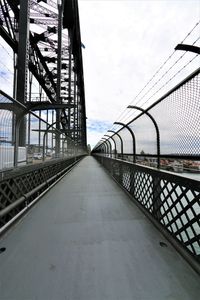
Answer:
108;130;124;160
100;144;106;163
128;105;160;168
105;135;117;159
101;143;106;155
102;137;112;158
14;116;20;167
43;121;57;161
100;140;108;156
14;109;28;167
114;122;136;163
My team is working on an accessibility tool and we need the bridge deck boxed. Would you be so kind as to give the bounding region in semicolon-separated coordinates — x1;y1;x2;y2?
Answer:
0;156;199;300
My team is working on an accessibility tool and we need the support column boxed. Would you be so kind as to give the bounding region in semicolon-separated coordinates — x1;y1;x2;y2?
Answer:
55;2;63;158
68;32;72;137
73;72;77;141
16;0;30;146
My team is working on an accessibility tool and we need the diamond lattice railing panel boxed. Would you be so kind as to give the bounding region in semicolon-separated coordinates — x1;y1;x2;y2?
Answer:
0;157;83;228
94;155;200;259
133;172;154;212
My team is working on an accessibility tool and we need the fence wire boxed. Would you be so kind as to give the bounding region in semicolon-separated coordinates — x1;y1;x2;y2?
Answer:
0;90;86;173
95;68;200;172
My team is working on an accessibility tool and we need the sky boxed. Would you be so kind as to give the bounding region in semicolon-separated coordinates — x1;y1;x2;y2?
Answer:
78;0;200;148
0;0;199;150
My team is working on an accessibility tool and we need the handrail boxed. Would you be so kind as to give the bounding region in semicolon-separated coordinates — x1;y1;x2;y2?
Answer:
93;154;200;275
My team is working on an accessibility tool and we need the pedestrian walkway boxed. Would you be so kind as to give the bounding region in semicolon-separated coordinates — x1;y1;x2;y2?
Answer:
0;156;199;300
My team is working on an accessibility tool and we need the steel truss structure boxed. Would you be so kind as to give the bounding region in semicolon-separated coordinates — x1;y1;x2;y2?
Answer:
0;0;87;236
0;0;87;150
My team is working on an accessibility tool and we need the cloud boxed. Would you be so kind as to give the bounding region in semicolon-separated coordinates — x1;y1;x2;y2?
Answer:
0;37;14;96
86;118;113;148
79;0;200;148
1;1;199;151
0;71;7;76
87;119;112;132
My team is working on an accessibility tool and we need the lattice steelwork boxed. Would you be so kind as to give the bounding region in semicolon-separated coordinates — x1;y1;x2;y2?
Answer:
0;155;85;228
0;0;88;232
0;85;87;228
0;0;87;149
94;155;200;261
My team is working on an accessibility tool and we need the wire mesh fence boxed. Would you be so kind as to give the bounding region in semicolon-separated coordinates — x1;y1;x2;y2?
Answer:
92;68;200;273
94;68;200;174
0;90;87;175
93;155;200;273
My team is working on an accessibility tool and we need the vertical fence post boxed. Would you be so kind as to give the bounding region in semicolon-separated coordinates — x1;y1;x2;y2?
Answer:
105;135;117;159
14;116;20;167
108;130;124;160
127;106;160;168
114;122;136;163
102;138;112;158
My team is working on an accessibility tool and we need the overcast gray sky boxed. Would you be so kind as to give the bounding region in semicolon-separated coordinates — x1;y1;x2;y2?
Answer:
78;0;200;148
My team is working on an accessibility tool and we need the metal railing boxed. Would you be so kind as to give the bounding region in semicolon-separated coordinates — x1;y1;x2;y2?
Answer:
92;68;200;273
93;68;200;172
0;155;85;230
0;90;87;231
94;154;200;274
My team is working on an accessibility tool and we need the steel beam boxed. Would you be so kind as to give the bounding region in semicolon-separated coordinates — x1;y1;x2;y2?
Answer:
55;1;63;157
16;0;30;146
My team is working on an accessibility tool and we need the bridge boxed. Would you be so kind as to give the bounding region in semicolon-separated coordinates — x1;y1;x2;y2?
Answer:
0;1;200;299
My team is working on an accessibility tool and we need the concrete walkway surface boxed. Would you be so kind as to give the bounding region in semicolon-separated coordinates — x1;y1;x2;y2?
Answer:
0;156;199;300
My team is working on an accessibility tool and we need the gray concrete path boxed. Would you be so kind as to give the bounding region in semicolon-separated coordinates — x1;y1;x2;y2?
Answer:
0;156;199;300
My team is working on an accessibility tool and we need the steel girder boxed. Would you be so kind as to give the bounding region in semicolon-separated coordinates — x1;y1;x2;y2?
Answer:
0;0;87;148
